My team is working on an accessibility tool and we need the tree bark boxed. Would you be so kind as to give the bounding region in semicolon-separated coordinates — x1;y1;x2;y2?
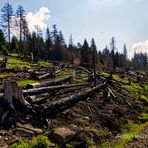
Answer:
27;76;73;89
23;83;93;96
42;84;106;116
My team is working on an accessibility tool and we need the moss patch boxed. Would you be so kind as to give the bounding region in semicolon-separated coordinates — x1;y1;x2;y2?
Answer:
17;80;37;87
6;58;32;69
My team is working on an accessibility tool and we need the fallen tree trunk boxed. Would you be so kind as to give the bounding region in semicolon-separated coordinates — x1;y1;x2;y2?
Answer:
26;76;73;89
42;84;106;116
37;73;51;80
23;82;92;96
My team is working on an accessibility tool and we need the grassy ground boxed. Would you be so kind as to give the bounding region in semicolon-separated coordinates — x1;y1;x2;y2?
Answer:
17;79;38;87
6;58;32;69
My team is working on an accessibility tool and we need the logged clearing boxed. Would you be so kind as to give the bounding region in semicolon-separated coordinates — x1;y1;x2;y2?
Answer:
0;57;147;148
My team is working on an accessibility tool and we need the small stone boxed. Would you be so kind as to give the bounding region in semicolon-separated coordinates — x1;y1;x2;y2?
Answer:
4;137;8;141
50;127;76;143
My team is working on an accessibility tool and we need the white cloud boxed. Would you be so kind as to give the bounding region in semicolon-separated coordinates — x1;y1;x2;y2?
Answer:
129;40;148;59
26;7;50;32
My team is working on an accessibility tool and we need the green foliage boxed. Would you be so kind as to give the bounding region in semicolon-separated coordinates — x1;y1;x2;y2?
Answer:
30;135;50;148
9;135;51;148
9;139;29;148
136;113;148;124
83;136;96;148
11;36;19;52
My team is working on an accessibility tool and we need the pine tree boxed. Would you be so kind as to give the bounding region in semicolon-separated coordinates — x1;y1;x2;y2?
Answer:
81;39;89;64
45;27;52;59
11;36;19;53
123;44;127;60
1;2;13;51
16;5;25;42
0;29;7;54
91;38;97;83
110;37;117;69
69;34;74;49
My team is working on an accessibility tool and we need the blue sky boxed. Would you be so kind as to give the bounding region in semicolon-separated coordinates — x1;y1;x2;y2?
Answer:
0;0;148;58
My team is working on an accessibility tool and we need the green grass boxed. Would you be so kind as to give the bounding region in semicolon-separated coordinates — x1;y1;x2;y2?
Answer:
6;58;32;69
38;61;52;67
0;73;13;78
101;72;110;77
113;74;129;83
9;135;51;148
122;83;146;92
9;53;19;57
99;116;148;148
9;139;29;148
85;126;108;139
17;80;37;87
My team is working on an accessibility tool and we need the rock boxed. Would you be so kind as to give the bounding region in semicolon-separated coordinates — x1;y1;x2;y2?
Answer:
50;127;76;143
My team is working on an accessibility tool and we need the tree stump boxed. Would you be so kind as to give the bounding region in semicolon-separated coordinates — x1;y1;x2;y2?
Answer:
0;81;30;129
3;81;30;107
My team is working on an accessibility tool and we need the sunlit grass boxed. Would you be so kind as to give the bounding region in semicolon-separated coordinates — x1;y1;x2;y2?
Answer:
6;58;32;69
0;73;13;78
17;79;37;87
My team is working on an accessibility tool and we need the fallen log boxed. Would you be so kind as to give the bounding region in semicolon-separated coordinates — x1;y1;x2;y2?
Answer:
26;76;73;89
79;66;92;74
37;72;51;80
23;82;92;96
42;84;106;116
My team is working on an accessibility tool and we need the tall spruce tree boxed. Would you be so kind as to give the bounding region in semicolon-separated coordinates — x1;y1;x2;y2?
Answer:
110;37;116;69
16;5;25;55
91;38;97;83
45;27;52;59
1;2;13;51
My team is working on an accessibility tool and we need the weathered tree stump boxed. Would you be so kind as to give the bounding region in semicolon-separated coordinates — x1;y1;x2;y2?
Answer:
0;81;30;129
3;81;29;107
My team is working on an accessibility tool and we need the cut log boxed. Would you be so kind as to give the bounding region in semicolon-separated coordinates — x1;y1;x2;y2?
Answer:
79;66;91;74
38;73;51;80
26;76;73;89
23;82;92;96
42;84;106;116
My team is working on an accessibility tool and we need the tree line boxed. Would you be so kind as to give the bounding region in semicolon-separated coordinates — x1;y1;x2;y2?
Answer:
0;3;147;71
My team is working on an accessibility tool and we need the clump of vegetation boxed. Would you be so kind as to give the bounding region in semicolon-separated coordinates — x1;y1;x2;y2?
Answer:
100;117;148;148
9;139;29;148
38;60;52;67
6;58;32;69
136;113;148;124
83;136;96;148
30;135;50;148
9;135;51;148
